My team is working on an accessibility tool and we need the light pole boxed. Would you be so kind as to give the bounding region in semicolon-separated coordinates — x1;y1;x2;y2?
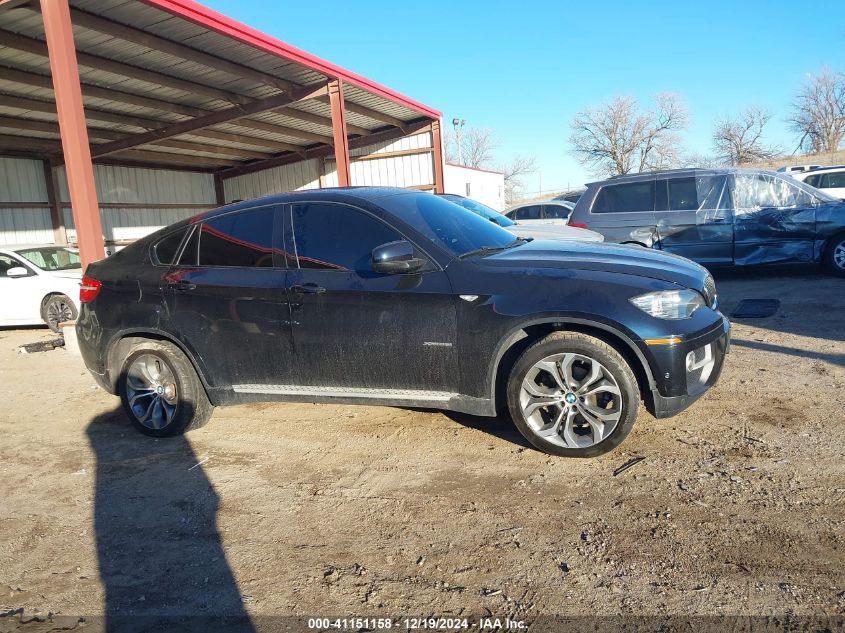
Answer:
452;117;465;166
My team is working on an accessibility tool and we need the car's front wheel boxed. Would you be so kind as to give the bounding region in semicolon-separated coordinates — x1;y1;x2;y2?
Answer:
824;233;845;277
506;332;639;457
117;340;214;437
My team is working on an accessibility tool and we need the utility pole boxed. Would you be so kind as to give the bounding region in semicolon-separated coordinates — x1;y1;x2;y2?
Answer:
452;117;466;166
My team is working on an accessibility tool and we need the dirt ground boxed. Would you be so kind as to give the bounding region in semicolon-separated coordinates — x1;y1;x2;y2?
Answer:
1;265;843;630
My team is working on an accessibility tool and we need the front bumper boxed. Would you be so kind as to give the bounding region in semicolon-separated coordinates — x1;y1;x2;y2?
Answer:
644;315;731;419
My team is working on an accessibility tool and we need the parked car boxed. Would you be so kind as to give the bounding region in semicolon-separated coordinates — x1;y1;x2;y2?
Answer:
776;165;822;175
788;165;845;200
566;168;845;275
0;244;82;332
553;189;586;205
77;188;729;457
438;193;604;242
504;200;575;226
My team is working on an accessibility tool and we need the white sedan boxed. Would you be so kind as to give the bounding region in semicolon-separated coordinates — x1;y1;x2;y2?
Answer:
504;200;576;226
438;194;604;242
0;244;82;332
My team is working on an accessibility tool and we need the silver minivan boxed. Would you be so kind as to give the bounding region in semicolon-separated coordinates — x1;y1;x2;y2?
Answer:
567;168;845;273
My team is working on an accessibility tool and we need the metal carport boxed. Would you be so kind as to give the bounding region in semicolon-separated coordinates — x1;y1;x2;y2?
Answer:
0;0;444;266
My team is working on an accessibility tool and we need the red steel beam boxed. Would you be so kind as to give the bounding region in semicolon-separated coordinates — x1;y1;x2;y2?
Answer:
431;120;445;194
328;79;350;188
40;0;104;266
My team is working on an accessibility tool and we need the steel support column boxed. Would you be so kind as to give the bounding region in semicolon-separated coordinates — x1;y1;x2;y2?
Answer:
431;119;445;194
213;171;226;207
43;159;67;245
40;0;104;266
328;79;351;187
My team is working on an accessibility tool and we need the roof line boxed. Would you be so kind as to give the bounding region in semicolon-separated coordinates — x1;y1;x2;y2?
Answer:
445;162;503;175
141;0;441;120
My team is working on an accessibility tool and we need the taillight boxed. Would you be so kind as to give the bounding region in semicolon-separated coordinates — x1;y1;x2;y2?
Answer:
569;222;589;229
80;275;102;304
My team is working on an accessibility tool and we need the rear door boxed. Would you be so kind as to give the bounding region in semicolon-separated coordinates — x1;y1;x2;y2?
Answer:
284;201;459;393
163;204;295;389
654;175;733;265
588;180;657;245
732;173;817;265
541;204;570;224
510;205;543;224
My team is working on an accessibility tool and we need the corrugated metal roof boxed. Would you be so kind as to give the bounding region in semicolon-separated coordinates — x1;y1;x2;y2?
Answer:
0;0;439;170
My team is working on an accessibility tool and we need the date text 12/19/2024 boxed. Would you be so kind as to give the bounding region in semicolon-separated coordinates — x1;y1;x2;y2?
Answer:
307;617;527;630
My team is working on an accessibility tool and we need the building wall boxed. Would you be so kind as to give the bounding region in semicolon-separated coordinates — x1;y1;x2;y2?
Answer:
324;132;435;189
0;130;439;247
0;157;53;245
443;163;505;211
222;158;320;204
56;164;216;249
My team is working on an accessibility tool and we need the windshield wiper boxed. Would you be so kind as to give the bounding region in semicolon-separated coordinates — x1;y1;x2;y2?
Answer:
459;238;529;259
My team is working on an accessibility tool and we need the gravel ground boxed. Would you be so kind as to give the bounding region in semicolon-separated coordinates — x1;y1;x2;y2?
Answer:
0;265;843;631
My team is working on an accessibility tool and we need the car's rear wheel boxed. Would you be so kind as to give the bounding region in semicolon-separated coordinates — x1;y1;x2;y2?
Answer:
506;332;639;457
118;340;213;437
824;233;845;277
41;293;77;333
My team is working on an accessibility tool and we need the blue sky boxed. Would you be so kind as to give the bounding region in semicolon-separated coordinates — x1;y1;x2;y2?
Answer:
204;0;843;194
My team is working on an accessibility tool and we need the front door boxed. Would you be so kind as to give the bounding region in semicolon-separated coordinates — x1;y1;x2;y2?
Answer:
0;254;39;322
654;175;734;265
163;204;295;390
284;201;459;393
732;173;817;265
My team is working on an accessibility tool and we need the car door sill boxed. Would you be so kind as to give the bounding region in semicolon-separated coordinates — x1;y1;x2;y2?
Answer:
232;384;456;401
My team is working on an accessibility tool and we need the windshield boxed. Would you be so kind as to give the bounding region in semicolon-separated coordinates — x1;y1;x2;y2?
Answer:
386;193;521;257
15;247;81;271
439;194;515;227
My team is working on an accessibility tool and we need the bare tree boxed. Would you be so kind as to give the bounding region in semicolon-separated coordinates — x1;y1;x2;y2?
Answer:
788;69;845;153
500;156;537;204
569;93;688;177
712;106;781;165
445;126;497;167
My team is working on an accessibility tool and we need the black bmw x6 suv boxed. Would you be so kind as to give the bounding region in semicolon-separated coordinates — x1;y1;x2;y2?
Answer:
77;188;730;457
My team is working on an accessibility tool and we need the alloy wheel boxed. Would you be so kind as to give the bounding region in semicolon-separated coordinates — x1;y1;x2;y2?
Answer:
519;352;622;449
834;240;845;271
46;298;73;330
125;354;179;430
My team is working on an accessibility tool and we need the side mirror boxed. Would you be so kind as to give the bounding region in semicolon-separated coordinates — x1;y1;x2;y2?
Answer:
371;240;425;274
7;266;29;278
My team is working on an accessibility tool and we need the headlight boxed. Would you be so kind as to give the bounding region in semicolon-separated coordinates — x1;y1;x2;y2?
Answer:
630;289;705;319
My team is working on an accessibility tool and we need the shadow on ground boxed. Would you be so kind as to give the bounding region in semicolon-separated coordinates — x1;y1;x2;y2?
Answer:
87;407;255;633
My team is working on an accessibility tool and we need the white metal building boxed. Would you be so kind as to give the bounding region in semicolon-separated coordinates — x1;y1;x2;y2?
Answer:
443;162;505;211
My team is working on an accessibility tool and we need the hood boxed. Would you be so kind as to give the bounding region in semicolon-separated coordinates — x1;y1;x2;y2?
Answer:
507;223;604;242
484;240;708;289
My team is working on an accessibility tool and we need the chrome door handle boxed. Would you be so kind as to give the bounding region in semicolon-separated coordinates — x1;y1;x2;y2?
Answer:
168;281;196;291
291;283;326;294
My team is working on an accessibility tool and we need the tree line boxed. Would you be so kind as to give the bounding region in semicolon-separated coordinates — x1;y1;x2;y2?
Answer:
570;69;845;177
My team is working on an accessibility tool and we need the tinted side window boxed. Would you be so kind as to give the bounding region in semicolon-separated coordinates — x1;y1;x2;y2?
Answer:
291;203;402;272
199;207;275;268
153;229;186;265
804;174;822;188
668;177;699;210
592;182;655;213
514;205;541;220
822;172;845;188
543;205;569;219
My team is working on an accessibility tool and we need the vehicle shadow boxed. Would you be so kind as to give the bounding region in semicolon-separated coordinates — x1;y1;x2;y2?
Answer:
87;406;255;633
711;264;845;368
440;410;534;450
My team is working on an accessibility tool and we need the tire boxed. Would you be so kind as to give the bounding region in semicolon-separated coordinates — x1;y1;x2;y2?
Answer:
41;293;77;333
823;233;845;277
506;331;639;457
117;340;214;437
